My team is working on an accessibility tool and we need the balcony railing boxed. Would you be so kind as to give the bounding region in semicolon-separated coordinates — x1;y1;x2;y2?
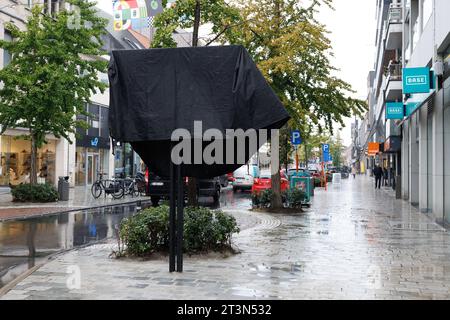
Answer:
388;3;403;24
382;3;403;43
384;62;402;82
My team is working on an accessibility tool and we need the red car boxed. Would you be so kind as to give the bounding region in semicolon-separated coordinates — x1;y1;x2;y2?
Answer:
252;170;290;194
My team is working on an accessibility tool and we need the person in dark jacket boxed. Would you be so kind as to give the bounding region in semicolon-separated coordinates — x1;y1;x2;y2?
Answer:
383;167;389;186
373;165;383;189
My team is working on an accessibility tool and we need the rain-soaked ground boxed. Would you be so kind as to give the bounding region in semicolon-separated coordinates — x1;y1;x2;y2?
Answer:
3;177;450;300
0;187;249;289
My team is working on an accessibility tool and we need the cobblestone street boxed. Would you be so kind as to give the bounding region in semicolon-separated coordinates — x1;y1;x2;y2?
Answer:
2;176;450;300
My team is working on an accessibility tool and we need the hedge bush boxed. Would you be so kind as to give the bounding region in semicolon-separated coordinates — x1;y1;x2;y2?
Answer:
251;189;273;209
11;183;59;203
285;188;306;208
252;188;306;209
119;205;240;256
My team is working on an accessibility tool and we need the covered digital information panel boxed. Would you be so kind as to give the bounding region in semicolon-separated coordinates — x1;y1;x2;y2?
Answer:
108;45;290;178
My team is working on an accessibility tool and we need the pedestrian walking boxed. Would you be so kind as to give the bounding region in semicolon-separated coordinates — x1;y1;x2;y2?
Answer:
383;167;388;186
351;166;357;179
373;164;383;189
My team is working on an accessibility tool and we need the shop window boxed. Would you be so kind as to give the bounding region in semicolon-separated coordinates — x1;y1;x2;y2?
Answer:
87;103;100;137
0;136;56;186
422;0;432;27
3;31;12;67
99;106;110;138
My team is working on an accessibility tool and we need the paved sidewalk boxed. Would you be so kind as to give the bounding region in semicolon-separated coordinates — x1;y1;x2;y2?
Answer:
3;176;450;300
0;186;149;221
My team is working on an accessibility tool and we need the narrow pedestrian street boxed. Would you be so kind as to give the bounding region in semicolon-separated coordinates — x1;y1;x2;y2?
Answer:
2;175;450;300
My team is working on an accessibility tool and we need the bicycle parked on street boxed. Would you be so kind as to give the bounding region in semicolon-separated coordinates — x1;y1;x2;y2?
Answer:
91;173;124;199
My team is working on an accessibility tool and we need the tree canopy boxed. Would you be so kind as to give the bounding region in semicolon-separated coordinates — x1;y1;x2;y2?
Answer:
152;0;241;48
232;0;366;134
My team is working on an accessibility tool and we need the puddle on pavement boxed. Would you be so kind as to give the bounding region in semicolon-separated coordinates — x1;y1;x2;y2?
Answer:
0;203;147;288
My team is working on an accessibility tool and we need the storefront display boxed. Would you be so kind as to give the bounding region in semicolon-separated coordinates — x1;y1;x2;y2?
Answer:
0;135;56;186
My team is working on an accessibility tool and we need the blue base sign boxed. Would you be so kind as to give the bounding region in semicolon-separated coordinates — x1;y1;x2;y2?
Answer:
403;67;431;94
386;102;405;120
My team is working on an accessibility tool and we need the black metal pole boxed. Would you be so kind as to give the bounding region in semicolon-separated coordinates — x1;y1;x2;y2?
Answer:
176;164;184;272
169;160;176;273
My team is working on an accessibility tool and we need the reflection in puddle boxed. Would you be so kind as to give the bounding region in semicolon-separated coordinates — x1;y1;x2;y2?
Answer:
0;203;146;288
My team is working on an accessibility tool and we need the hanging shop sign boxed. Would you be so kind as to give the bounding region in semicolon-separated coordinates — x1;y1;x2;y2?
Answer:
368;142;380;156
403;67;432;94
385;102;404;120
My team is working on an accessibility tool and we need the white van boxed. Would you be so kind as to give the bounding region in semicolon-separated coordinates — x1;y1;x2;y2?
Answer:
232;165;259;191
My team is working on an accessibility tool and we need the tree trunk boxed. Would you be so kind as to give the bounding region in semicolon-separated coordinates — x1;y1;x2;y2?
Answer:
192;0;201;47
30;134;38;185
304;143;308;169
270;128;283;209
271;170;283;209
284;132;289;171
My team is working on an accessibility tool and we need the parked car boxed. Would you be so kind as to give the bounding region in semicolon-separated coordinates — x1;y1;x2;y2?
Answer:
232;165;259;192
251;170;289;194
309;169;321;178
145;169;221;206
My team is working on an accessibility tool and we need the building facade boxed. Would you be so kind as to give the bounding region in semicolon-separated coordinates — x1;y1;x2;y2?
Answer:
0;1;146;187
400;0;450;225
0;1;64;187
358;0;450;226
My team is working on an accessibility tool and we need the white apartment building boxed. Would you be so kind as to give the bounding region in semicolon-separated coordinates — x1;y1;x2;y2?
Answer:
400;0;450;225
361;0;450;226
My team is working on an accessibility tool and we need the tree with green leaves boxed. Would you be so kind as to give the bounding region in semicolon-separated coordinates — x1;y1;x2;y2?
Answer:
0;1;108;185
152;0;241;48
330;132;345;168
232;0;366;208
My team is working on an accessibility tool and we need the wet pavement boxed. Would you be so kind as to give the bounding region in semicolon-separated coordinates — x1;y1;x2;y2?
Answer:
0;187;244;290
2;176;450;299
0;204;143;289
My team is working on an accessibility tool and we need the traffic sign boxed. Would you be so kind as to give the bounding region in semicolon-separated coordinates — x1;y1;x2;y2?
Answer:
291;130;302;146
322;144;330;153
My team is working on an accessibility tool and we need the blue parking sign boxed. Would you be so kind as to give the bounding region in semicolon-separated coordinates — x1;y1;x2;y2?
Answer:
322;144;330;153
291;130;302;145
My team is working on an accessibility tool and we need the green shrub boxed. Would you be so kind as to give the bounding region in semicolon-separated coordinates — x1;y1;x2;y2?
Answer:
11;183;58;203
119;205;239;256
119;205;169;256
286;188;306;208
252;189;273;209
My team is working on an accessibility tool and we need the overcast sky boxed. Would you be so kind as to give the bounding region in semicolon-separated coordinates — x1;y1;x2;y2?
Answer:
317;0;377;145
96;0;377;146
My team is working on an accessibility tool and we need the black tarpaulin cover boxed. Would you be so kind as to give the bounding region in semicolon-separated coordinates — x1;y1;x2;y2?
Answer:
108;45;289;178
